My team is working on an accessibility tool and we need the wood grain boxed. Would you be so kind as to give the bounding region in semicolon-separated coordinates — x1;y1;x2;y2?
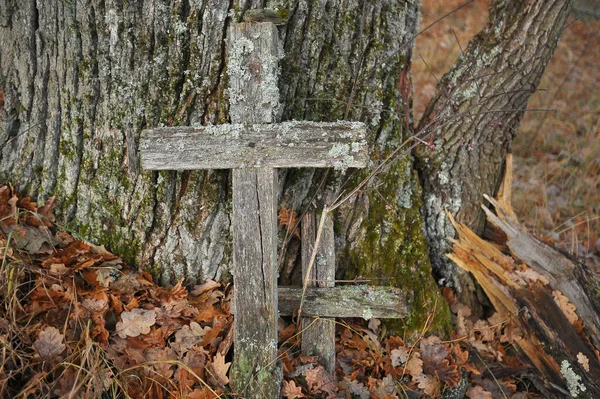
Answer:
140;121;367;170
301;212;336;373
278;286;408;319
228;22;282;398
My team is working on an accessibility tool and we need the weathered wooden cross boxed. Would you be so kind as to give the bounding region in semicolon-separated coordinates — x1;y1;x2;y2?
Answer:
141;20;407;398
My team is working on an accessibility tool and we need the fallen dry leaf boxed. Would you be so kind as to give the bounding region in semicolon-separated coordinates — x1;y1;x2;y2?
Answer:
191;279;220;296
282;379;305;399
577;352;590;372
115;308;156;338
515;268;549;285
414;373;439;397
370;375;397;398
552;290;578;325
208;352;230;386
404;355;423;378
34;326;66;361
305;365;339;398
278;208;301;239
467;385;493;399
341;377;370;399
390;347;410;367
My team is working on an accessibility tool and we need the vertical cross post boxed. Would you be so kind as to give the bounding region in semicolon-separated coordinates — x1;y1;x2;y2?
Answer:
301;212;336;374
140;20;369;399
227;22;281;399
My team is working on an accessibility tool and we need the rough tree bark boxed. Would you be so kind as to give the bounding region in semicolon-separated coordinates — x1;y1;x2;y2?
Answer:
0;0;571;334
415;0;571;306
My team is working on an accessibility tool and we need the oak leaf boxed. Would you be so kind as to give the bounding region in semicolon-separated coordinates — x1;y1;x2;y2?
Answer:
515;268;549;285
577;352;590;372
282;380;305;399
115;308;156;338
341;378;370;399
466;386;493;399
390;347;410;367
187;387;222;399
208;352;230;386
305;365;340;398
552;290;578;324
191;279;220;296
278;208;301;239
370;375;397;398
34;326;66;361
404;355;423;378
414;374;440;397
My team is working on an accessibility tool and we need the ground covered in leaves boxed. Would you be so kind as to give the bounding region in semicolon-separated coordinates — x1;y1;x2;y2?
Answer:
0;186;545;398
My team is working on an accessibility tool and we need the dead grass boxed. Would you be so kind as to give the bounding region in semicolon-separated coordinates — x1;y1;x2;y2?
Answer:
414;0;600;265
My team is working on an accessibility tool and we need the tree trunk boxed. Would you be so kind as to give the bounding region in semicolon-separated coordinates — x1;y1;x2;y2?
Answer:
415;0;571;303
0;0;571;335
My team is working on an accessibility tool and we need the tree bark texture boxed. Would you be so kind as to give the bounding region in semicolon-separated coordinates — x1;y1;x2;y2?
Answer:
0;0;572;335
0;0;446;330
415;0;572;293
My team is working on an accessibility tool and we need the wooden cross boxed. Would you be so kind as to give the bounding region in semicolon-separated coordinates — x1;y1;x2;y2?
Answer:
141;21;372;398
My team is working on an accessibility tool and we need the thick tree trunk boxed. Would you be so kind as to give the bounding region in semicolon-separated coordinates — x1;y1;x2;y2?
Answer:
0;1;451;332
415;0;571;299
0;0;572;335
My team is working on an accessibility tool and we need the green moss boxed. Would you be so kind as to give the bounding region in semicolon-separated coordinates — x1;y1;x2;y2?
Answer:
340;157;451;338
230;351;281;398
72;220;141;266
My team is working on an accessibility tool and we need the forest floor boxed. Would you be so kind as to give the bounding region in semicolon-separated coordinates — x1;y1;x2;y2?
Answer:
0;1;598;399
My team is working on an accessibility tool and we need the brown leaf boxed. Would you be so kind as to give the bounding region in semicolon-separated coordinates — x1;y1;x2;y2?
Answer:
341;378;370;399
577;352;590;372
370;375;397;398
191;279;220;296
305;365;339;398
404;355;423;378
34;326;66;361
282;380;305;399
414;374;440;397
115;308;156;338
187;387;222;399
208;352;230;386
420;336;448;364
37;196;57;226
552;290;578;324
390;347;410;367
466;386;493;399
278;208;301;239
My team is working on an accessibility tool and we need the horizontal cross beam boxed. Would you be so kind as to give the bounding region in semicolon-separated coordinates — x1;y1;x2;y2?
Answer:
140;121;368;170
278;286;408;319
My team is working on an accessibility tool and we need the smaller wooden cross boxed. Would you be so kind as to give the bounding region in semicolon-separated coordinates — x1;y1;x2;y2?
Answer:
141;22;368;398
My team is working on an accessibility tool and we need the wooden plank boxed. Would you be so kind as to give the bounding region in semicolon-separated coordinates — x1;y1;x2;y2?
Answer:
231;168;280;396
278;286;408;319
228;22;281;398
228;22;280;125
301;212;336;373
140;121;368;170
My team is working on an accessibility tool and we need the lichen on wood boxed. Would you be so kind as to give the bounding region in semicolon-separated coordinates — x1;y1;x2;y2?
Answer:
0;0;451;337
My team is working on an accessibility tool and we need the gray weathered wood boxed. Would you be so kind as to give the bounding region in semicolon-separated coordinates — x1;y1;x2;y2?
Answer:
231;168;280;397
227;22;282;399
301;212;336;373
278;286;408;319
139;19;377;397
140;121;368;170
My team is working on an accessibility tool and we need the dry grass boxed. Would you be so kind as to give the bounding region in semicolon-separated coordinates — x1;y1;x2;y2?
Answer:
414;0;600;265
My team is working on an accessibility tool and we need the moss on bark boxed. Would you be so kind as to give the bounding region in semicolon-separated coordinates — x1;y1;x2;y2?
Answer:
340;157;451;337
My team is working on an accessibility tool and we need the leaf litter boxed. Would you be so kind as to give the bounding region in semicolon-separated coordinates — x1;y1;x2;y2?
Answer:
0;185;543;398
